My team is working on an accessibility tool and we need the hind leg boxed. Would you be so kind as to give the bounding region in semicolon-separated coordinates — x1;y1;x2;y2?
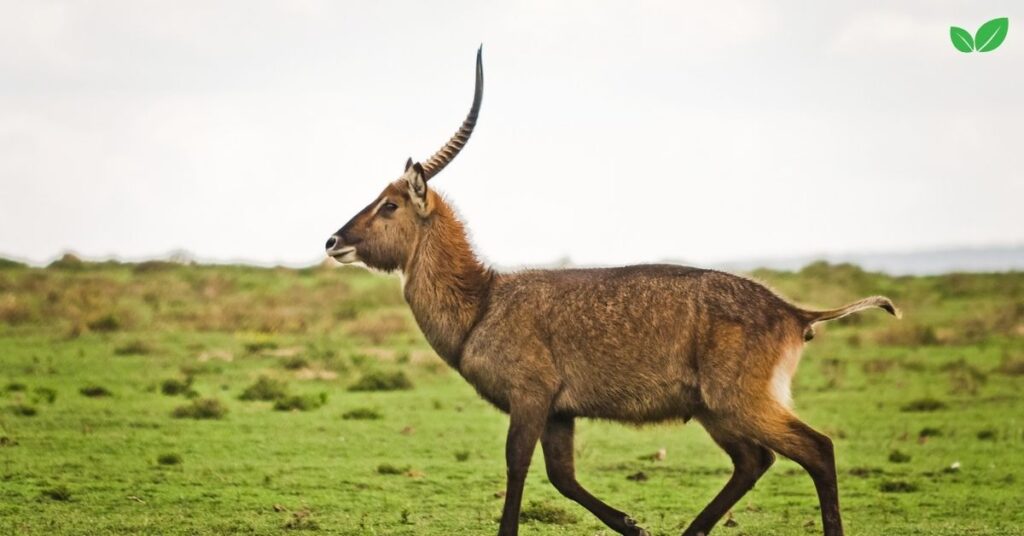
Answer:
542;416;649;535
681;420;775;536
679;420;774;536
755;415;842;535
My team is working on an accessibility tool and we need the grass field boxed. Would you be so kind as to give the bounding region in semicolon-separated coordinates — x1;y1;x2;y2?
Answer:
1;257;1022;535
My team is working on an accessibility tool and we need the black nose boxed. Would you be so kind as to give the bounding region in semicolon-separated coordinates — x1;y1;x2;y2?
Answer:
325;236;337;250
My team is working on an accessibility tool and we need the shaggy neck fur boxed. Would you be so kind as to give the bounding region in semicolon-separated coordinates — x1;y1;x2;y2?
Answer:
402;193;494;367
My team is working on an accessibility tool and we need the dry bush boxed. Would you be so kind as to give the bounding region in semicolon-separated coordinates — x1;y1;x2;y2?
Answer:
239;376;289;401
346;312;409;344
172;398;228;419
348;371;413;392
875;322;938;346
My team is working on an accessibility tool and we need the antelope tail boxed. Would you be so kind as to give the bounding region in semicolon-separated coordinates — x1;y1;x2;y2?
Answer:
799;296;900;340
803;296;901;324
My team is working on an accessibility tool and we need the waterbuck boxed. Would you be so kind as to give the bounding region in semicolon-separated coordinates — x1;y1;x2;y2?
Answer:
325;48;898;536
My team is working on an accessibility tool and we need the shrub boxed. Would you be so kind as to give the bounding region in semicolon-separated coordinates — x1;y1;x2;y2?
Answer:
157;453;183;465
87;313;121;332
888;450;911;463
879;480;918;493
520;501;579;525
280;356;310;370
454;450;470;462
239;376;288;401
115;340;153;355
80;385;112;398
273;393;327;412
341;408;381;420
33;387;57;404
918;427;942;439
161;377;194;396
48;253;84;270
376;463;410;475
243;340;278;354
900;398;947;412
8;404;37;417
346;312;409;344
977;429;997;441
348;371;413;392
172;398;227;419
40;485;72;501
4;382;27;392
995;357;1024;376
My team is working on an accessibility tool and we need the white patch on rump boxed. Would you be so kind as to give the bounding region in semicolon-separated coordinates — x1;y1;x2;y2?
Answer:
770;344;803;409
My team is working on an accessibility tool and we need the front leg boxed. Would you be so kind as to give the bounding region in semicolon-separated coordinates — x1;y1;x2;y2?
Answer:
497;396;552;536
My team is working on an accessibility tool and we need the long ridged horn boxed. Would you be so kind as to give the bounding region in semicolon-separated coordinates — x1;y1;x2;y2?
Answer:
421;46;483;181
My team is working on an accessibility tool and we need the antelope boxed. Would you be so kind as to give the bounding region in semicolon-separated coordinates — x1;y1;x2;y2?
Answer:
325;48;899;536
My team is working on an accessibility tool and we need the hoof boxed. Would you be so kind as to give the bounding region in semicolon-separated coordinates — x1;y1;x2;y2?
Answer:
624;516;651;536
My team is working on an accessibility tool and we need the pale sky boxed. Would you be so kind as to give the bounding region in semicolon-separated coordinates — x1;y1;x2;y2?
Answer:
1;1;1022;268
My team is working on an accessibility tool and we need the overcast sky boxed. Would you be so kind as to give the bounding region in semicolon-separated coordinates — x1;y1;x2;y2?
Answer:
1;1;1021;268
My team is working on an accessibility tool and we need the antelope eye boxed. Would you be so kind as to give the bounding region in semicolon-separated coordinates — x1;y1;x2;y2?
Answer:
381;201;398;213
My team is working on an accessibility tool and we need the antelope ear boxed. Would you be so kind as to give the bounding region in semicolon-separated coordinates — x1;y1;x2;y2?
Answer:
404;161;431;216
404;157;413;172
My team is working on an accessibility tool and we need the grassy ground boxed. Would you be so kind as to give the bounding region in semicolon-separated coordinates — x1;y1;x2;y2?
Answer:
1;258;1022;535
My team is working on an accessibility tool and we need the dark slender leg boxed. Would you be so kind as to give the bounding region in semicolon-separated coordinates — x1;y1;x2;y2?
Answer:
497;400;549;536
541;416;649;535
759;419;843;536
681;434;774;536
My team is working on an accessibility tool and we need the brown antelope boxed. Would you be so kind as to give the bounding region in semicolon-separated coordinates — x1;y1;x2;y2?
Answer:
325;48;899;536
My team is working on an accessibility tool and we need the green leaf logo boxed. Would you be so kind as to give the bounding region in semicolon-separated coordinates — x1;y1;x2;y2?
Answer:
950;26;974;52
950;18;1009;53
976;17;1009;52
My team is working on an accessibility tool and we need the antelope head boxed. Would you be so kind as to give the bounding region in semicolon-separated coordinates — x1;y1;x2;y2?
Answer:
325;48;483;272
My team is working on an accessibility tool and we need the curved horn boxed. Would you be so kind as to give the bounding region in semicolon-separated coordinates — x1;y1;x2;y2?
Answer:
421;46;483;181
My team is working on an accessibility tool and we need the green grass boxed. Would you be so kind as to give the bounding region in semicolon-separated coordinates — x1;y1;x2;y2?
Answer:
0;260;1022;534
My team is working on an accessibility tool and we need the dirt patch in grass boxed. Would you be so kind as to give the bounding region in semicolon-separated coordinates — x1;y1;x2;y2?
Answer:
282;508;319;531
172;398;227;419
341;408;381;420
348;371;413;392
293;367;338;381
900;397;947;412
239;376;289;401
80;385;112;398
519;501;578;525
862;358;895;376
273;393;327;412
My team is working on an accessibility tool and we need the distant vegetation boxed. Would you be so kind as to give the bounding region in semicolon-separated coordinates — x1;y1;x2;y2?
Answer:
0;257;1021;534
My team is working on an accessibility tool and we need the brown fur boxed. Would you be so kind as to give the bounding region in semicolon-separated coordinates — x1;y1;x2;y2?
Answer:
328;181;897;536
